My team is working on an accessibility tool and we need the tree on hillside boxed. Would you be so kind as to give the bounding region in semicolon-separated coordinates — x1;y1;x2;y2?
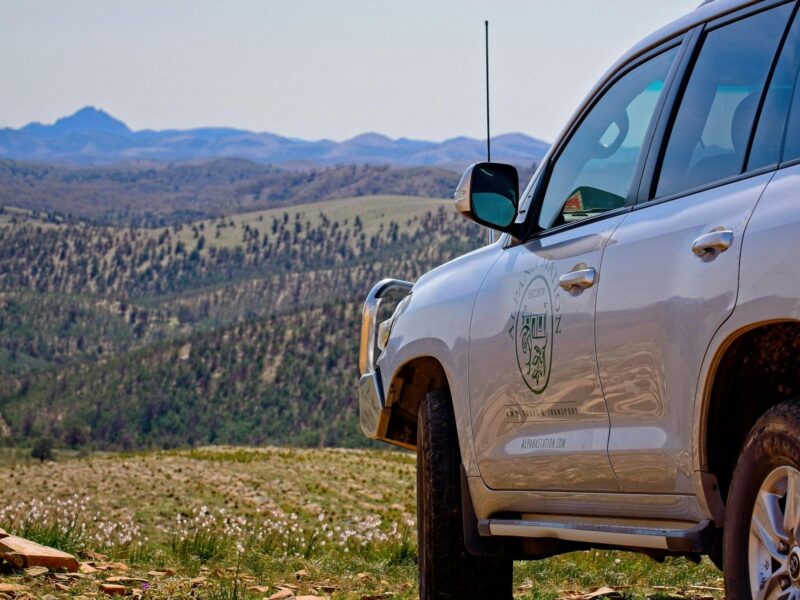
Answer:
31;436;54;462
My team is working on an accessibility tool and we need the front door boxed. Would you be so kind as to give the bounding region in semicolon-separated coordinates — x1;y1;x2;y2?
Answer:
469;42;681;491
469;218;626;491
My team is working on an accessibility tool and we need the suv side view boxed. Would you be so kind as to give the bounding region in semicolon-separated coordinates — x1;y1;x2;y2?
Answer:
358;0;800;597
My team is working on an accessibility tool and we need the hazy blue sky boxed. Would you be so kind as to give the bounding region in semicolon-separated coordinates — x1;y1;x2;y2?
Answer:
0;0;698;142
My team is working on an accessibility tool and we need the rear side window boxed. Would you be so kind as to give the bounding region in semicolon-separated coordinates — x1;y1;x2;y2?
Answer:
768;5;800;164
783;62;800;161
655;4;793;198
749;7;800;169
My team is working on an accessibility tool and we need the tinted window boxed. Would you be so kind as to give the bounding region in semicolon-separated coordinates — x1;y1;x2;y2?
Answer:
750;8;800;169
537;47;678;230
783;64;800;161
768;5;800;164
656;4;793;198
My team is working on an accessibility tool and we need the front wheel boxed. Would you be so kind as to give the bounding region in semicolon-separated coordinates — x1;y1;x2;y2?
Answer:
724;401;800;599
417;388;513;600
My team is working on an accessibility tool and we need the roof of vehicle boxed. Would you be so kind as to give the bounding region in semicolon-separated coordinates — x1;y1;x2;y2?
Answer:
613;0;765;73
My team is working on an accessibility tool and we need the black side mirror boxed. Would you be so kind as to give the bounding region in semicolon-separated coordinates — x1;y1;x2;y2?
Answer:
454;162;519;232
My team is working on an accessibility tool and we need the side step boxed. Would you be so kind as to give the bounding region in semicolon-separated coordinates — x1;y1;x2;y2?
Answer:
478;516;719;554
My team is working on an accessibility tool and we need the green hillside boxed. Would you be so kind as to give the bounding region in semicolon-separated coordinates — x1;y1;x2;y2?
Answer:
0;194;482;450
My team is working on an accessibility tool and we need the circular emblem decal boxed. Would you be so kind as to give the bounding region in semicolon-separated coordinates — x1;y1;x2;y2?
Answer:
514;274;554;394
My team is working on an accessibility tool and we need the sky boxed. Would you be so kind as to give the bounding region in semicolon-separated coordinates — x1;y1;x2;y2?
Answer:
0;0;699;143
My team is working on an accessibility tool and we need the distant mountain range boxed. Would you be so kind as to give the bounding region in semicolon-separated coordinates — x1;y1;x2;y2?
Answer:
0;107;549;171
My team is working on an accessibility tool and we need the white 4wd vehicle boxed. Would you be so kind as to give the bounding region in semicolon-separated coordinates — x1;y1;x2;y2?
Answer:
359;0;800;597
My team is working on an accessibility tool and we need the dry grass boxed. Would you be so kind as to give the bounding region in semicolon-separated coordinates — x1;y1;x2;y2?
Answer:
0;446;724;599
166;195;450;248
0;195;450;249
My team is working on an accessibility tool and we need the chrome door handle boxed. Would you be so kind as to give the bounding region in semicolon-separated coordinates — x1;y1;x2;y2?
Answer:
691;229;733;257
558;267;596;291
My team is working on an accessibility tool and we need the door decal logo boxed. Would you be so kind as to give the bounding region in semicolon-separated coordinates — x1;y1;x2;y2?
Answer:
520;312;548;384
514;274;555;394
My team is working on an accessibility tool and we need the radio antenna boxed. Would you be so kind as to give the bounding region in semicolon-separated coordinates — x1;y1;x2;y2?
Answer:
485;20;491;162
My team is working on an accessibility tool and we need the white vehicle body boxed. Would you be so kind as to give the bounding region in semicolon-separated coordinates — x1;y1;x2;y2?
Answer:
359;0;800;575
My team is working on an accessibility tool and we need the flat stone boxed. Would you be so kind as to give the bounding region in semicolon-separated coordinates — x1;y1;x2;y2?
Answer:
0;584;30;593
248;586;271;593
581;588;622;600
99;583;128;596
0;536;78;572
105;577;149;584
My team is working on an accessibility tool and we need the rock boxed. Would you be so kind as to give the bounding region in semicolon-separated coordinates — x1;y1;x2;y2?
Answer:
296;596;327;600
79;563;98;574
99;583;128;596
0;585;29;593
41;595;58;600
581;587;622;599
0;528;8;539
94;562;128;572
267;590;294;600
22;566;48;577
105;577;149;585
248;586;271;593
274;583;298;590
320;585;338;592
295;569;309;579
0;536;79;572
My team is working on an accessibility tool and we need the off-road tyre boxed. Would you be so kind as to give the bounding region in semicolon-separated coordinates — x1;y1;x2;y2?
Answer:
417;388;513;599
724;401;800;598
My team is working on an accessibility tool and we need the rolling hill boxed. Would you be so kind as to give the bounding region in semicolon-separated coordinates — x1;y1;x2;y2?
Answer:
0;159;463;226
0;196;480;449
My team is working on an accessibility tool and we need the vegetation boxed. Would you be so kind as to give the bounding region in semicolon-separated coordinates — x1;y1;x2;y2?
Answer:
0;446;724;599
0;159;462;226
0;195;481;450
30;436;53;462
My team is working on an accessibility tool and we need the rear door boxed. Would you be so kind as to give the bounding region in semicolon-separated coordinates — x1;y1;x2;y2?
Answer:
595;2;796;494
469;42;681;491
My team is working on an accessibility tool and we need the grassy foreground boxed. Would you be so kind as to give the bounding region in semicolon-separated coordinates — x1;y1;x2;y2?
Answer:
0;447;724;599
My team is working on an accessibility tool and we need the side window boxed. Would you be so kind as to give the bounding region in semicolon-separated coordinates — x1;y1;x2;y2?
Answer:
537;47;678;230
750;7;800;169
782;55;800;161
655;4;794;198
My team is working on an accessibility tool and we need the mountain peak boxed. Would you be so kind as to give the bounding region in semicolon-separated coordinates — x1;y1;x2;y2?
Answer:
343;132;394;146
49;107;131;135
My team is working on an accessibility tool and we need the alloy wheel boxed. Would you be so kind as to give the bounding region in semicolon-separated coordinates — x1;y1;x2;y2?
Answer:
750;465;800;599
